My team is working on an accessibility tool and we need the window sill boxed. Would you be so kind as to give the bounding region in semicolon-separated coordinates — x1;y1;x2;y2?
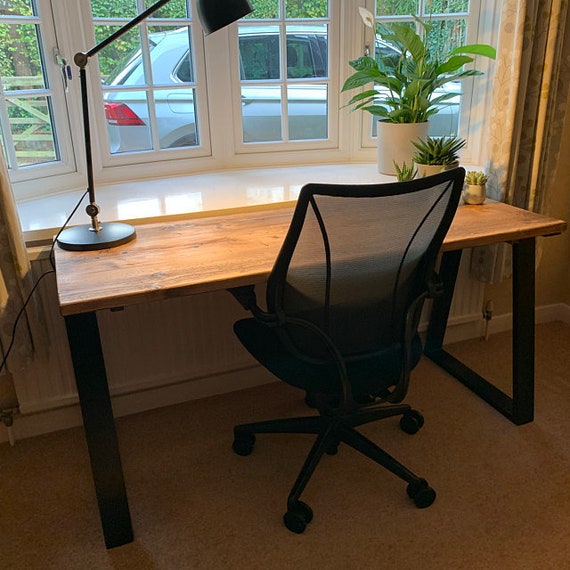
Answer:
20;163;392;247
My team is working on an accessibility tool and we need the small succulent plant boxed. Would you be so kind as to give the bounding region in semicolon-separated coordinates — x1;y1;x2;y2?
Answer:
412;136;466;165
465;170;488;185
393;160;417;181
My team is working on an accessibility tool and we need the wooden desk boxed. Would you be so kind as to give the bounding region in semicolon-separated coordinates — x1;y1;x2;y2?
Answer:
55;200;566;548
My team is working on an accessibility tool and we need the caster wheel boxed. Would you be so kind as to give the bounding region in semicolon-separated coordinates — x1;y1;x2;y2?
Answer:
283;501;313;534
400;409;425;435
232;433;255;456
406;479;436;508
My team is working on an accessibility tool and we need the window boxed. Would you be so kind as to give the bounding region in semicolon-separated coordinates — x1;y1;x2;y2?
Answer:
3;0;497;207
93;2;208;155
0;0;76;187
235;2;333;147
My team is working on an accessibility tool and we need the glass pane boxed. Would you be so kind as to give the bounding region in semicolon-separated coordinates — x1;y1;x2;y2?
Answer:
376;0;418;17
286;0;328;19
99;27;145;85
239;25;280;80
286;24;327;79
104;90;153;153
0;0;33;16
427;18;467;56
148;26;192;85
91;0;138;19
156;88;199;149
246;0;279;19
288;84;327;140
0;24;45;90
428;92;461;137
7;96;58;166
146;0;190;18
242;85;282;142
424;0;469;15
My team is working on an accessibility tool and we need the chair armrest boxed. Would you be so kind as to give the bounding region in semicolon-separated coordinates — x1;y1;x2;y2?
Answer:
227;285;276;323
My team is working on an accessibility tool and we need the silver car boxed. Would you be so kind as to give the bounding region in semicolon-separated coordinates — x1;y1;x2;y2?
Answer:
103;26;459;153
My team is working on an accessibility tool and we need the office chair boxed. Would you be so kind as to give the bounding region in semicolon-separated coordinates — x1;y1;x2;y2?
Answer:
228;168;465;533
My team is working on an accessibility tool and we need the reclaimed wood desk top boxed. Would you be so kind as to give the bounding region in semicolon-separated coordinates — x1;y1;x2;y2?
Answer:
55;200;566;316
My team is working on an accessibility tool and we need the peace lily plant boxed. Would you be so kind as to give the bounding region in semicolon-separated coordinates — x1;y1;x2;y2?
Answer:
342;9;497;124
341;9;495;175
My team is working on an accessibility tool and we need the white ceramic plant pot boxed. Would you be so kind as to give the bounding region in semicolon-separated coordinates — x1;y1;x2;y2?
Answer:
462;183;486;205
377;121;430;175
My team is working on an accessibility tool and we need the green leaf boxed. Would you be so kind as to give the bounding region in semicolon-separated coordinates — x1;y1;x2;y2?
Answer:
391;24;427;64
450;44;497;60
436;55;474;75
341;70;382;91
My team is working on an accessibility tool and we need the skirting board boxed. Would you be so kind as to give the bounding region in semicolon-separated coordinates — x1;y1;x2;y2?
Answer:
1;304;569;445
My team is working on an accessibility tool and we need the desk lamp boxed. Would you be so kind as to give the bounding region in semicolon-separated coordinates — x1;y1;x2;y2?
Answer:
56;0;253;251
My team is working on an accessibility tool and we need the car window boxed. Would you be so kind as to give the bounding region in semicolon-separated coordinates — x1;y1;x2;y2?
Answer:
239;35;280;80
174;51;194;83
286;37;315;78
105;37;159;86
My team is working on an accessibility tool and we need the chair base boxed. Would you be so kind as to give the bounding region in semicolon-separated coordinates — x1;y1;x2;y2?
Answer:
233;402;436;533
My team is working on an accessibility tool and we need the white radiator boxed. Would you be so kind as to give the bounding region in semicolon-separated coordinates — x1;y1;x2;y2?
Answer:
8;251;484;440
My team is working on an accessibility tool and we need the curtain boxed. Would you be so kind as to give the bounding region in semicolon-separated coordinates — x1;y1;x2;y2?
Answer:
0;151;33;411
471;0;570;283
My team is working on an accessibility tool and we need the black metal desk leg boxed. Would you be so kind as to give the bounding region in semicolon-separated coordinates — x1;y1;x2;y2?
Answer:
65;312;133;549
425;242;536;426
511;238;535;424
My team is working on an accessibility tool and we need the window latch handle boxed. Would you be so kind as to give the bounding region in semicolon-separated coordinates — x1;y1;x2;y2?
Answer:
54;48;72;91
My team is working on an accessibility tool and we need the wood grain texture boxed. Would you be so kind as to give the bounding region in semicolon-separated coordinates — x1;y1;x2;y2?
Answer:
55;201;566;316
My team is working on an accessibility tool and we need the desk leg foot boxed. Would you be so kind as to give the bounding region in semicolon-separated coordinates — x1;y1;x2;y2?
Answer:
65;312;133;548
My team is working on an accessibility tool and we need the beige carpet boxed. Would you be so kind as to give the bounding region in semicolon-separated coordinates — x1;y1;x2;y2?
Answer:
1;322;569;569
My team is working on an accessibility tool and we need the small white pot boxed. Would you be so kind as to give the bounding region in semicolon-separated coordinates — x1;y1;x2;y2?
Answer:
462;183;486;205
377;121;430;175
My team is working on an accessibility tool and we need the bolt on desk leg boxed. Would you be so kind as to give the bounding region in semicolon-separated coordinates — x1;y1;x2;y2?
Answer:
65;311;133;548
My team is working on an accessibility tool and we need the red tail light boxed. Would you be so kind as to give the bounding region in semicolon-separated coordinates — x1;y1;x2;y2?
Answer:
104;102;145;126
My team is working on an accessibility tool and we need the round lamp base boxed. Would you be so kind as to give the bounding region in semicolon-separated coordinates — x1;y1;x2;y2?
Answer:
56;222;136;251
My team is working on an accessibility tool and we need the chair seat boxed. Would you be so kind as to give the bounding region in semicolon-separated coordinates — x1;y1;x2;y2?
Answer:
234;318;423;397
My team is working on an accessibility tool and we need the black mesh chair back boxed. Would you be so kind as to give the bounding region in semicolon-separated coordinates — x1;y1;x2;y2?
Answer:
265;168;463;399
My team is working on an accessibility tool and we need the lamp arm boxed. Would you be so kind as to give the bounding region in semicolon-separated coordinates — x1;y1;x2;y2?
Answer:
75;0;172;67
73;0;173;230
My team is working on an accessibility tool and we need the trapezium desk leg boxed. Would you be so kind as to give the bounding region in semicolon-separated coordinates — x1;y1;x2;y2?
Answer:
65;312;133;548
425;240;535;426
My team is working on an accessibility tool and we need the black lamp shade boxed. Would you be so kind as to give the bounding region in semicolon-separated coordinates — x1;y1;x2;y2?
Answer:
197;0;254;35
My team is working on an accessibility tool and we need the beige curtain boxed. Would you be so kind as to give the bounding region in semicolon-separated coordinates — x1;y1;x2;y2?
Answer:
471;0;570;282
0;151;33;410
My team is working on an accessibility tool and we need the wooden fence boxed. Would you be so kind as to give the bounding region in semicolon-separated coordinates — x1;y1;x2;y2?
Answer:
3;76;56;164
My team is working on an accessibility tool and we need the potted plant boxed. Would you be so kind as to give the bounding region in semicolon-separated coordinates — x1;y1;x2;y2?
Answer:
393;160;417;181
342;12;496;175
462;170;488;204
412;135;466;177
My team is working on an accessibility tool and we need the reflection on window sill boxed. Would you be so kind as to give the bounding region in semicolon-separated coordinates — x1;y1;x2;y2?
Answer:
20;163;393;246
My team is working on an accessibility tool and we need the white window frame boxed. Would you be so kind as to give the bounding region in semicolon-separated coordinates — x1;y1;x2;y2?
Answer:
227;2;341;155
3;0;84;199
